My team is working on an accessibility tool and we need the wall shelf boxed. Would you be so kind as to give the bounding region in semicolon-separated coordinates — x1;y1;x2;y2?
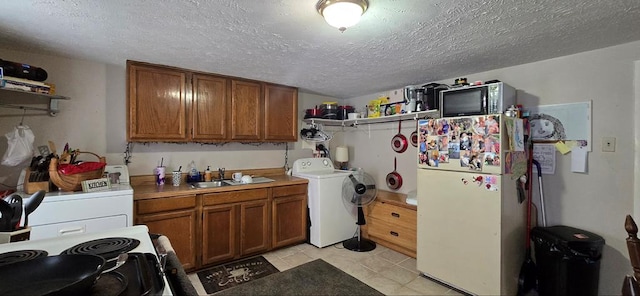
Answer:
0;88;70;116
303;110;440;127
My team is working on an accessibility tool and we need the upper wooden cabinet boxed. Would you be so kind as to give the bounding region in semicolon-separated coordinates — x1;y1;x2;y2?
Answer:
230;79;262;141
127;62;189;141
192;74;228;141
126;60;298;143
264;84;298;141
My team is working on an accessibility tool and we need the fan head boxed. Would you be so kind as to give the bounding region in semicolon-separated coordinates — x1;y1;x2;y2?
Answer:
342;171;377;207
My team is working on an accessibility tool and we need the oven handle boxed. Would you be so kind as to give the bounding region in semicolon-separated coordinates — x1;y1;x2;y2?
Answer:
59;226;86;235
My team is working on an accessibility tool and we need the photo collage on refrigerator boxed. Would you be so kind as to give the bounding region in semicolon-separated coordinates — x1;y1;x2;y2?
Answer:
418;116;501;170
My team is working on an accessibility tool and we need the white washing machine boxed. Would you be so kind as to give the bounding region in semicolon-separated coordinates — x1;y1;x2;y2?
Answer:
292;158;357;248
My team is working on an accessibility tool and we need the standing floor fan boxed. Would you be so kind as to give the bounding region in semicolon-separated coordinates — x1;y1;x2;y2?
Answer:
342;171;377;252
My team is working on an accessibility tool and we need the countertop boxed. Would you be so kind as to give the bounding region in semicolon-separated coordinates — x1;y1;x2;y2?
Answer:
133;175;308;201
375;190;416;210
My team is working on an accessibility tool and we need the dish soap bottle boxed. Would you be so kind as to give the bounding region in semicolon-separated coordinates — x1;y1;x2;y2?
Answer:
204;166;212;182
188;161;199;183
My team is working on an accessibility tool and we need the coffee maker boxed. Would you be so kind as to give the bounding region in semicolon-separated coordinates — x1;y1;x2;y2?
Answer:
422;83;449;111
403;86;416;113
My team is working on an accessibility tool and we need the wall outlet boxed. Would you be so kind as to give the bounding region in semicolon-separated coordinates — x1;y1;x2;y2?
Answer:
602;137;616;152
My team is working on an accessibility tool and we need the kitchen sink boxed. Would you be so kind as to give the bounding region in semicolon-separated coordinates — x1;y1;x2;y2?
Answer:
223;177;275;186
190;180;229;188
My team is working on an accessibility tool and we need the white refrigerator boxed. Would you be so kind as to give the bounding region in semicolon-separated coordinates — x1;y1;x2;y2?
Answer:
416;114;527;295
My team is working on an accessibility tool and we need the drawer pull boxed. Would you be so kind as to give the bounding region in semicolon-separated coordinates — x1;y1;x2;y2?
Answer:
390;231;399;237
391;212;400;218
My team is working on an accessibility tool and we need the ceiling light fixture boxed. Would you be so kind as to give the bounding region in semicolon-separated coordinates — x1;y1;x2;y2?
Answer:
317;0;369;32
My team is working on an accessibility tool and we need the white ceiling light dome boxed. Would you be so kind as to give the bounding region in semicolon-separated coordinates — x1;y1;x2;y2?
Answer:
317;0;369;32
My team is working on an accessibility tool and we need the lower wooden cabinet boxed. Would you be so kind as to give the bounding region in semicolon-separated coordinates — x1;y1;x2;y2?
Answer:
201;188;270;267
202;204;236;265
271;185;308;248
364;196;417;258
135;194;198;270
239;200;270;255
134;183;307;271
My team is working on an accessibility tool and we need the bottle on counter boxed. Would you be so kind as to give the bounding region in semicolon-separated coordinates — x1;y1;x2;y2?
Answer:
204;166;212;182
187;161;200;183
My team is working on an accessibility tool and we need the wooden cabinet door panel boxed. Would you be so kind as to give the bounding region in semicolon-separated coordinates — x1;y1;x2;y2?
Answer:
137;209;197;270
230;80;262;140
240;200;269;256
272;195;307;248
264;84;298;141
202;204;237;265
192;74;227;141
128;63;188;141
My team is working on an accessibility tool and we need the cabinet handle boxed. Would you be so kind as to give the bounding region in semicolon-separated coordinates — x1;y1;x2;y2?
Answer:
391;212;400;218
59;226;85;236
390;231;399;237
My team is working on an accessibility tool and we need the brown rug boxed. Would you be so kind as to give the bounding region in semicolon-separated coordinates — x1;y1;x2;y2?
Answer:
196;256;279;294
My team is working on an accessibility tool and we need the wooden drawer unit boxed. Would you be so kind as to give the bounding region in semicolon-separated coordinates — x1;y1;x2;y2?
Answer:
368;202;416;230
365;198;417;258
136;195;196;215
202;188;268;206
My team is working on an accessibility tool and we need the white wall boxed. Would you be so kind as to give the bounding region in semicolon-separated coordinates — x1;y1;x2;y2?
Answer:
342;41;640;295
0;50;107;187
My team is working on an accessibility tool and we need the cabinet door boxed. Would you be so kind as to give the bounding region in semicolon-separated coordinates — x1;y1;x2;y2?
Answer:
264;84;298;142
127;62;189;141
192;74;228;141
272;194;307;248
240;200;270;256
137;209;197;270
230;80;262;140
202;204;236;265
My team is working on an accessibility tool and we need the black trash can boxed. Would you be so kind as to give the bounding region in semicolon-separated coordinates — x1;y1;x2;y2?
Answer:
531;225;605;296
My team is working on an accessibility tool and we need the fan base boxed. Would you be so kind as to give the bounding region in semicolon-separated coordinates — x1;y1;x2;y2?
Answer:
343;237;376;252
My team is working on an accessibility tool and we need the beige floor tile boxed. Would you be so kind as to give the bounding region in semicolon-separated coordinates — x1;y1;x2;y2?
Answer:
405;275;451;295
360;275;403;295
376;248;410;264
389;286;426;295
280;251;314;267
265;256;294;271
378;264;420;285
397;257;419;274
360;255;395;273
339;262;378;280
323;253;361;270
268;245;299;259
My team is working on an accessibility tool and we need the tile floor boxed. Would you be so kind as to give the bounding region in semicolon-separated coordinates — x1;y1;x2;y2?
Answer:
187;243;463;295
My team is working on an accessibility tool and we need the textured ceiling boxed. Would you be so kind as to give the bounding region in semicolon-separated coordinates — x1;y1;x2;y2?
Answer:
1;0;640;99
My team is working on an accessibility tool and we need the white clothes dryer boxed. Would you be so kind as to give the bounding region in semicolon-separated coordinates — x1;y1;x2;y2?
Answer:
292;158;356;248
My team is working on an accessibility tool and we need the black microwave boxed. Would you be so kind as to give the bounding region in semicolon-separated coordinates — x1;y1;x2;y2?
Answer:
439;82;516;117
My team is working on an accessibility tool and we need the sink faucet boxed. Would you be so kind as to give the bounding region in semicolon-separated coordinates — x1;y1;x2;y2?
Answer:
217;167;225;180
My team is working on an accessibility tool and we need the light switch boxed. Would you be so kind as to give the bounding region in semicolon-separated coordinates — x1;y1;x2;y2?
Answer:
602;137;616;152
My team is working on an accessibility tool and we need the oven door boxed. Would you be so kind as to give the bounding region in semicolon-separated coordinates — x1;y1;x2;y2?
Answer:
441;86;488;117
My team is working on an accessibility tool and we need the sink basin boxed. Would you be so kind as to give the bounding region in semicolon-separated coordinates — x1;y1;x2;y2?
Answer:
224;177;275;186
190;181;229;188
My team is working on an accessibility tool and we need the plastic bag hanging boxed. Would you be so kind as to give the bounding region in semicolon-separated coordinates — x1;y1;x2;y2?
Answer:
1;125;35;166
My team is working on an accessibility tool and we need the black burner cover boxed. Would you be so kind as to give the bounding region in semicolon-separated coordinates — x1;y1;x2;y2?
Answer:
0;250;48;267
60;237;140;260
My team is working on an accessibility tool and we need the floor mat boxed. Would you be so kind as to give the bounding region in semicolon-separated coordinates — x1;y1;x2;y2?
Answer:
214;259;383;295
196;256;279;294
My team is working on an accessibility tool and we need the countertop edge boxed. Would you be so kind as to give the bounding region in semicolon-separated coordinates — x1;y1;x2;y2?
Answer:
133;175;308;200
